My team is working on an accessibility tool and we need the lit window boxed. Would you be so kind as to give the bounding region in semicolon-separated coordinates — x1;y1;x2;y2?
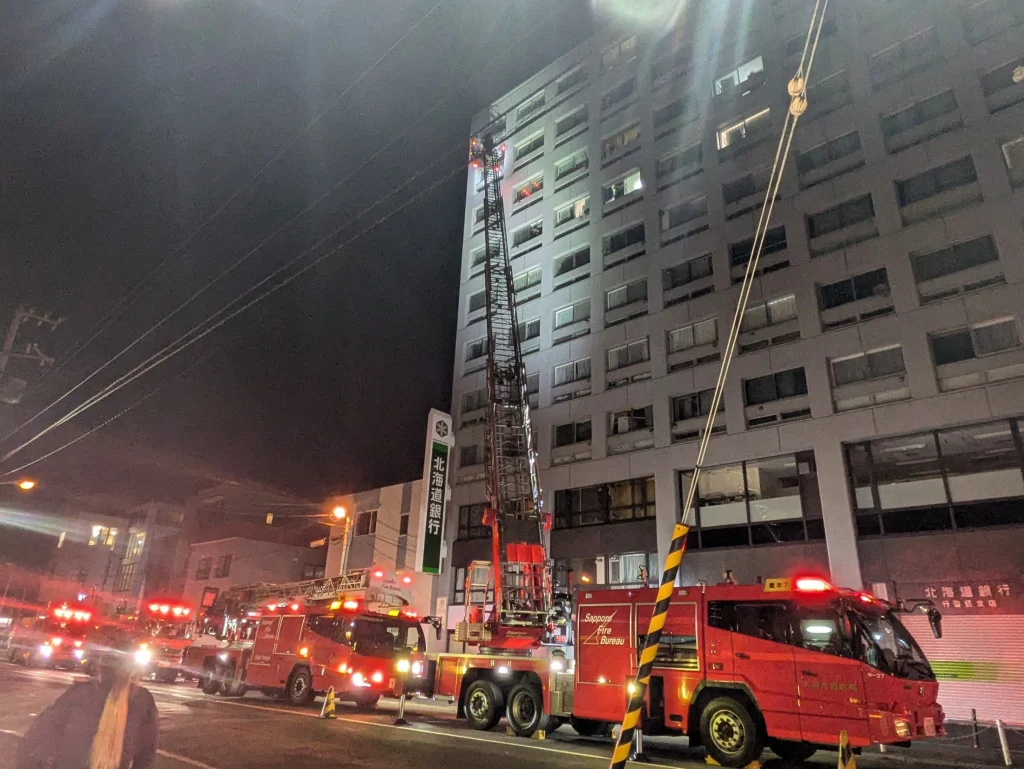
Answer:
717;108;770;150
553;299;590;328
602;170;643;204
714;55;764;96
513;175;543;203
601;124;640;160
555;197;590;226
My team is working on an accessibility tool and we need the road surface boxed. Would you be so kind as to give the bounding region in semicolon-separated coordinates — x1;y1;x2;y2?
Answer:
0;662;995;769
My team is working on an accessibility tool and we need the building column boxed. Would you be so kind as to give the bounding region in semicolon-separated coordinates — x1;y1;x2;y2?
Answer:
814;439;863;589
654;468;681;575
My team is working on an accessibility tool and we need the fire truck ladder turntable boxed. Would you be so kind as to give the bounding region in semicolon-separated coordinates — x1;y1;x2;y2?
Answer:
459;132;550;641
217;570;372;611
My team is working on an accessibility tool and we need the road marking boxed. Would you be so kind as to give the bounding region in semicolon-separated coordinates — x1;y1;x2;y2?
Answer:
0;729;22;736
158;749;222;769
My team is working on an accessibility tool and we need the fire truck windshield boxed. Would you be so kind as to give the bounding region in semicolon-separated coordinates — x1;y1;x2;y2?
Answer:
852;609;935;681
142;620;189;640
344;617;424;657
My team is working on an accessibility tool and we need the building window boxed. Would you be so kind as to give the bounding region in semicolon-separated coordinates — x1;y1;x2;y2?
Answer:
399;513;409;536
113;563;136;593
610;406;653;435
355;510;378;536
714;55;764;96
518;318;540;343
473;206;485;226
668;318;718;353
554;149;588;180
554;357;591;386
465;337;488;362
672;388;722;422
656;143;702;179
555;106;588;138
601;77;637;112
663;254;713;291
513;265;541;295
512;221;543;248
681;451;823;549
470;246;486;269
57;531;66;549
462;388;485;413
214;554;233;579
601;124;640;160
868;27;942;88
660;196;707;231
880;90;960;152
1003;136;1024;188
930;318;1021;365
554;476;655;529
468;291;486;314
653;96;691;130
961;0;1024;45
602;36;638;72
722;168;769;205
553;299;590;328
603;223;645;257
555;197;590;226
514;132;544;160
980;59;1024;104
819;268;890;310
194;557;212;580
513;175;543;203
460;445;483;467
796;131;862;175
784;17;837;58
806;195;875;239
716;108;770;151
652;42;692;81
516;90;545;123
557;67;587;94
896;156;978;207
831;346;906;386
607;338;649;371
125;532;146;560
606;279;647;311
910;235;999;284
554;247;590;278
740;294;797;333
303;564;325;580
457;502;488;540
603;169;642;205
744;367;808;406
554;419;592;448
89;526;118;547
846;419;1024;535
729;226;787;267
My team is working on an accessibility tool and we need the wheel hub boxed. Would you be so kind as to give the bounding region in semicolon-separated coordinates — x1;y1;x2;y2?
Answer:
468;690;488;718
711;710;745;753
511;692;537;726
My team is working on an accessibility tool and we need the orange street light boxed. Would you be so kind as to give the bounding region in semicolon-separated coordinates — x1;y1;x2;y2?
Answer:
17;480;36;491
331;506;346;520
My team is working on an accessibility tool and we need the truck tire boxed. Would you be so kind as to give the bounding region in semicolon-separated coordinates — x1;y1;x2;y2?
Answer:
286;668;315;706
352;692;380;710
506;683;551;737
570;716;610;738
700;696;763;769
768;739;817;763
200;664;223;695
464;679;504;731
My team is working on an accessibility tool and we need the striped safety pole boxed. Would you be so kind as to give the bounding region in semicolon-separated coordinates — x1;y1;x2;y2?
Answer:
608;521;690;769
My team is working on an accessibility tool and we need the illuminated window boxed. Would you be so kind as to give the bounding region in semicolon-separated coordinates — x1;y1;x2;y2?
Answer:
714;55;764;97
513;175;543;203
601;124;640;160
602;169;642;204
555;197;590;226
717;108;770;150
126;531;146;560
89;526;118;547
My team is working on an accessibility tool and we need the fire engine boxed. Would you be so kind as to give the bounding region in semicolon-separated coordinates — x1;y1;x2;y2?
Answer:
6;602;92;669
427;575;944;766
124;599;196;683
182;568;436;708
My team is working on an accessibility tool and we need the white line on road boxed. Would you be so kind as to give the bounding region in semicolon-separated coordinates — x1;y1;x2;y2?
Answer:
158;749;223;769
0;729;21;736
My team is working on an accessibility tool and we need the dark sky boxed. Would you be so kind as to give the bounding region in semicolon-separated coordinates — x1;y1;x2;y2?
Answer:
0;0;592;510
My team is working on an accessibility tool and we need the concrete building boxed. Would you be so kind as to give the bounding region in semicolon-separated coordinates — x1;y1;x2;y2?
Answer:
47;510;127;604
324;479;439;626
446;0;1024;721
106;502;190;612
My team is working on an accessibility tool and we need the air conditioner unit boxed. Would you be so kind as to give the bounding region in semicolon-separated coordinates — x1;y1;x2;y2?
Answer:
616;416;631;434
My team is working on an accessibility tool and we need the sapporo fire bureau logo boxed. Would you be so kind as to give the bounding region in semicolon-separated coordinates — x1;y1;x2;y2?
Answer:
581;611;625;646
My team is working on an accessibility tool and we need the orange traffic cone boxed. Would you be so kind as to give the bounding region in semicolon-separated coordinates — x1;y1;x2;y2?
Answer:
320;686;337;719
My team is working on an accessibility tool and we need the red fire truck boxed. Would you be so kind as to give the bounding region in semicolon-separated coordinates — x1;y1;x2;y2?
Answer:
6;602;93;670
125;599;196;683
428;575;944;767
182;569;435;708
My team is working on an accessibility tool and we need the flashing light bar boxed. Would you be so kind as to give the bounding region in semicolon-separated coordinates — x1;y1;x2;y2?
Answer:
289;602;300;612
373;570;385;579
795;577;832;593
342;600;360;611
401;575;412;585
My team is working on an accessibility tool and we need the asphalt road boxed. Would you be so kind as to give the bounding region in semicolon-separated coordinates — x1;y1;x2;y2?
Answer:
0;662;991;769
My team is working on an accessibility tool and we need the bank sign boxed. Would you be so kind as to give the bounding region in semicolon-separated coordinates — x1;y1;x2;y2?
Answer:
414;409;454;575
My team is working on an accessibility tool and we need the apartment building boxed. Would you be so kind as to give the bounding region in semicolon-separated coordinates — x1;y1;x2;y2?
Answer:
446;0;1024;721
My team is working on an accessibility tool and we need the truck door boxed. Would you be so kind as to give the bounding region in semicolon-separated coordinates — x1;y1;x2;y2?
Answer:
710;601;802;742
574;601;634;722
791;604;868;744
273;615;306;684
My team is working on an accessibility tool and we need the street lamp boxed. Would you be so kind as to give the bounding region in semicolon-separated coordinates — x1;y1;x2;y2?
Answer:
331;506;346;520
0;479;36;490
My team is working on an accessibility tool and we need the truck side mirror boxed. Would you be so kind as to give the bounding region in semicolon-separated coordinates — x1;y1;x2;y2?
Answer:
927;608;942;639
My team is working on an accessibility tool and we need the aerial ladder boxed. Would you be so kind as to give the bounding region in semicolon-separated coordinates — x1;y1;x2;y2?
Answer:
455;130;552;649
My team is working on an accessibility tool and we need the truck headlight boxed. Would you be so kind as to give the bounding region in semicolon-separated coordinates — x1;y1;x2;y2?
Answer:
134;648;152;666
396;659;410;674
73;649;85;660
38;644;53;658
411;661;424;676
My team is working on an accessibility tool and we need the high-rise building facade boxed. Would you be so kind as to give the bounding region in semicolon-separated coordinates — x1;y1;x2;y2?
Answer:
444;0;1024;719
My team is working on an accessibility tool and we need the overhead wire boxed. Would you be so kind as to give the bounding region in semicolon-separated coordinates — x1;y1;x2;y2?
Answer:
1;0;581;452
33;0;445;388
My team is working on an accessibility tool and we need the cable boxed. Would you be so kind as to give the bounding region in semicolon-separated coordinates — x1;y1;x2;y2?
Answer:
0;157;466;473
2;0;579;451
33;0;445;387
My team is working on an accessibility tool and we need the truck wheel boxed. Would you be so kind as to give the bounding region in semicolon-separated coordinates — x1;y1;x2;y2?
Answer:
286;668;314;706
700;696;763;769
570;716;610;738
464;680;504;731
768;739;816;763
506;683;551;737
200;665;222;695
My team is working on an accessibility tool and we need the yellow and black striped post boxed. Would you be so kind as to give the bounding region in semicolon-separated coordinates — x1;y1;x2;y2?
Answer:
608;521;690;769
837;729;855;768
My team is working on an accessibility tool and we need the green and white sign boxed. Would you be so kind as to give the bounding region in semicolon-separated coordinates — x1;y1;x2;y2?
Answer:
414;409;454;575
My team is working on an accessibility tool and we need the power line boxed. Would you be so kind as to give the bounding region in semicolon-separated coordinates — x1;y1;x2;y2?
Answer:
33;0;446;389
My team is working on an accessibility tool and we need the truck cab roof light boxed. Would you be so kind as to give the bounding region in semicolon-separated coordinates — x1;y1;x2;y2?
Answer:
795;577;832;592
343;600;360;611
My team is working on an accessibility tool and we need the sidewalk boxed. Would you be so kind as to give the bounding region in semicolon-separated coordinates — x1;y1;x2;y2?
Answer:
860;721;1024;767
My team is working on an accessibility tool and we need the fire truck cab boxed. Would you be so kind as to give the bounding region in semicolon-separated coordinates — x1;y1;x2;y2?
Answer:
129;600;195;683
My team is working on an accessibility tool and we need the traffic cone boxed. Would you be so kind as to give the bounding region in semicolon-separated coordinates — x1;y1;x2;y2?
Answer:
838;729;855;769
320;686;337;719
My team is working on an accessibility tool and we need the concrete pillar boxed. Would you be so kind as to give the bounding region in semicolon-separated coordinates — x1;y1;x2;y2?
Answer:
814;439;863;588
654;468;682;577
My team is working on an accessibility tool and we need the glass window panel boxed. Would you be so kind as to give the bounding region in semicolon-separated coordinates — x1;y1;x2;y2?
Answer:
697;464;748;527
869;433;946;510
745;457;803;523
938;422;1024;503
846;443;875;511
973;319;1020;356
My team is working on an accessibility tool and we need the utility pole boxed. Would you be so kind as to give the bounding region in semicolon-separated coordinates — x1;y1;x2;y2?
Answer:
0;307;63;404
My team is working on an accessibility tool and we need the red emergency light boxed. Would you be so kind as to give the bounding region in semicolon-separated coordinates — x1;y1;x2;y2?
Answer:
289;602;300;612
795;577;832;593
401;575;412;585
373;569;385;579
342;600;360;611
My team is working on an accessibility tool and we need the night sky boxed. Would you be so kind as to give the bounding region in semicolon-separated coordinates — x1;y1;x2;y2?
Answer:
0;0;592;512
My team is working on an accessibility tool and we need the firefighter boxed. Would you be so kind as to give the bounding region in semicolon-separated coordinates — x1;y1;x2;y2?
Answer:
16;640;159;769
